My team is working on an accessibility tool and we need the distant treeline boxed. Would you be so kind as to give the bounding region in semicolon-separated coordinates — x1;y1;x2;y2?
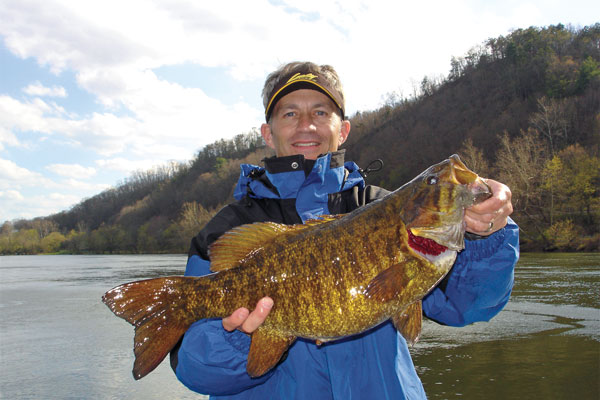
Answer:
1;23;598;255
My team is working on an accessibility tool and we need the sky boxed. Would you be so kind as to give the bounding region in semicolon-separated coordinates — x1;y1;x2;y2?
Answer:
0;0;598;223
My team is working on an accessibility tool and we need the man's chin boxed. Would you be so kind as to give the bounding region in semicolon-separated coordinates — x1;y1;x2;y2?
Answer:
287;148;322;160
299;144;337;158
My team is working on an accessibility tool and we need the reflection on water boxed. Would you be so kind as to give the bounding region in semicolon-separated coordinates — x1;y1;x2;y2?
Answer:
1;253;599;399
512;253;600;309
413;335;598;399
411;252;600;399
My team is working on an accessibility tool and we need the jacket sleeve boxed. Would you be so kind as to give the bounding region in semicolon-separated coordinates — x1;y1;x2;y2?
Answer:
422;218;519;326
175;255;274;395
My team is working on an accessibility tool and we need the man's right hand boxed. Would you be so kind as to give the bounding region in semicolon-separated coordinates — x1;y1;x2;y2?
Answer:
222;297;273;333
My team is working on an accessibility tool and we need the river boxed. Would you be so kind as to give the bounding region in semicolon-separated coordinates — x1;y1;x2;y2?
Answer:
0;253;598;399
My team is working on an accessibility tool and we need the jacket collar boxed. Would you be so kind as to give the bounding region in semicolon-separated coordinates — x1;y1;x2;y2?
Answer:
234;150;364;201
262;151;346;174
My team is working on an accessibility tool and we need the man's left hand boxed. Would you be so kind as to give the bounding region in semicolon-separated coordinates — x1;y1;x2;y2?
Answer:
465;178;513;236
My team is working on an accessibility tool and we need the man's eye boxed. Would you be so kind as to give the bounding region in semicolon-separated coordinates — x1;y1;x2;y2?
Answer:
284;111;295;117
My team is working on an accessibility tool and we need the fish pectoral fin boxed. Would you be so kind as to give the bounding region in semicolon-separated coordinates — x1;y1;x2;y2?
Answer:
392;301;423;346
246;328;296;377
365;263;410;303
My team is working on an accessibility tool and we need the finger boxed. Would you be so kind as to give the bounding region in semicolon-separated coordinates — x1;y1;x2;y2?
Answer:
241;297;273;334
468;179;510;214
467;200;512;226
465;208;497;224
464;212;493;234
222;307;250;332
465;211;508;236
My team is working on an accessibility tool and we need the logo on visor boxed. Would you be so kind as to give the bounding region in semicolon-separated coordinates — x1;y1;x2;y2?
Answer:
287;73;318;83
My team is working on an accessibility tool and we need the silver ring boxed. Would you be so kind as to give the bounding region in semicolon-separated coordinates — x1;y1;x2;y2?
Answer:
486;221;494;232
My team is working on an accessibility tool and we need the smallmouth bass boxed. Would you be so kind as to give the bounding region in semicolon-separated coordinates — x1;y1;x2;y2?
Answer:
102;154;491;380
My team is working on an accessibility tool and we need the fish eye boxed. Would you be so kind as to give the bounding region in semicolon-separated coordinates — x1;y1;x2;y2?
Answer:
426;175;438;185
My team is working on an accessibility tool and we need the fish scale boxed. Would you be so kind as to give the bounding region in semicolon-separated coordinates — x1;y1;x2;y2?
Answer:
102;154;492;380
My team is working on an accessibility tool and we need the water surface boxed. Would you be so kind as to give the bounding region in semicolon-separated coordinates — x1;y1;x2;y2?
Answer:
1;255;200;400
1;253;598;399
411;252;600;399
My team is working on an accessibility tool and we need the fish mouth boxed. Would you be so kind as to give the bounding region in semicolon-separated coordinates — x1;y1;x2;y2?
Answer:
469;178;492;205
408;220;466;253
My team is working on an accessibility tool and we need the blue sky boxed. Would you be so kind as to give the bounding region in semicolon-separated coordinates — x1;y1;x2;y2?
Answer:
1;0;598;222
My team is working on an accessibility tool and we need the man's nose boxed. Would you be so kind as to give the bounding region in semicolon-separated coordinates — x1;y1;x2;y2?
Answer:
297;112;316;131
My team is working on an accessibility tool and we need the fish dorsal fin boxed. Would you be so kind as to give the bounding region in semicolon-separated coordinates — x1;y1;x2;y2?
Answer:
209;221;293;272
208;216;341;272
303;214;345;225
392;301;423;346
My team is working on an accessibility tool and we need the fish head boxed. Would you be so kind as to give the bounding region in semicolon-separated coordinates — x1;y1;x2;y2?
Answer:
397;154;491;253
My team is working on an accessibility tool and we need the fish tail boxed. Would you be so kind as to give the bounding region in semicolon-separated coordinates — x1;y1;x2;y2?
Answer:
102;276;202;380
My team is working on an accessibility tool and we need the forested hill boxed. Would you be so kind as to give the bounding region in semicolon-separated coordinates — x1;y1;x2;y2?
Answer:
2;23;599;254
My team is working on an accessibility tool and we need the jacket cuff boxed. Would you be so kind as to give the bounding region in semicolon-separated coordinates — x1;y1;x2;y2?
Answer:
223;326;251;353
463;217;518;261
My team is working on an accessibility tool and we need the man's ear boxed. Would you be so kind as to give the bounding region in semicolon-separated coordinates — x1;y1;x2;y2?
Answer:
261;123;275;150
339;120;351;145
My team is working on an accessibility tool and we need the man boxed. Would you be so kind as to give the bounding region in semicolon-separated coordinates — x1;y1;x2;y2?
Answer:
171;62;519;399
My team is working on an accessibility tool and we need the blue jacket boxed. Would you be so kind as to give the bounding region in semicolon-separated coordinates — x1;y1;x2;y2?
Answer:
175;152;519;399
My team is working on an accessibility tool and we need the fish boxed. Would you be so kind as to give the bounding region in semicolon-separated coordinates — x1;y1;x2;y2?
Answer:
102;154;491;380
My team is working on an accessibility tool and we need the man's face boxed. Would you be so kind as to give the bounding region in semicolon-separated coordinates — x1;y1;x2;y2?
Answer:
261;89;350;160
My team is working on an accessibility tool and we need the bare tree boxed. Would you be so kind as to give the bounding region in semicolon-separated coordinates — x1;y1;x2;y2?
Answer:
496;129;550;243
458;138;490;177
529;96;570;156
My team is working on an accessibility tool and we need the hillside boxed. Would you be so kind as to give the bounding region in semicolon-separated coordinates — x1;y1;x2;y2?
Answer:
344;23;599;187
2;23;599;254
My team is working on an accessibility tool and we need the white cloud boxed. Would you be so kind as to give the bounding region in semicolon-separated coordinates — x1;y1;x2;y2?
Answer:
0;191;83;221
0;158;107;193
0;189;24;201
0;0;346;163
0;158;43;186
0;0;150;73
0;127;20;150
0;158;111;221
46;163;97;179
2;71;262;160
0;0;558;135
0;95;70;140
23;81;67;97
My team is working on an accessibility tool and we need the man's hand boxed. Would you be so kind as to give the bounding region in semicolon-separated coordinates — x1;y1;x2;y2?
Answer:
222;297;273;333
465;179;513;236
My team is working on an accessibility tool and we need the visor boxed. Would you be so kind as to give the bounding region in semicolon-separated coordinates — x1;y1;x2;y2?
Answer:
264;71;345;122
